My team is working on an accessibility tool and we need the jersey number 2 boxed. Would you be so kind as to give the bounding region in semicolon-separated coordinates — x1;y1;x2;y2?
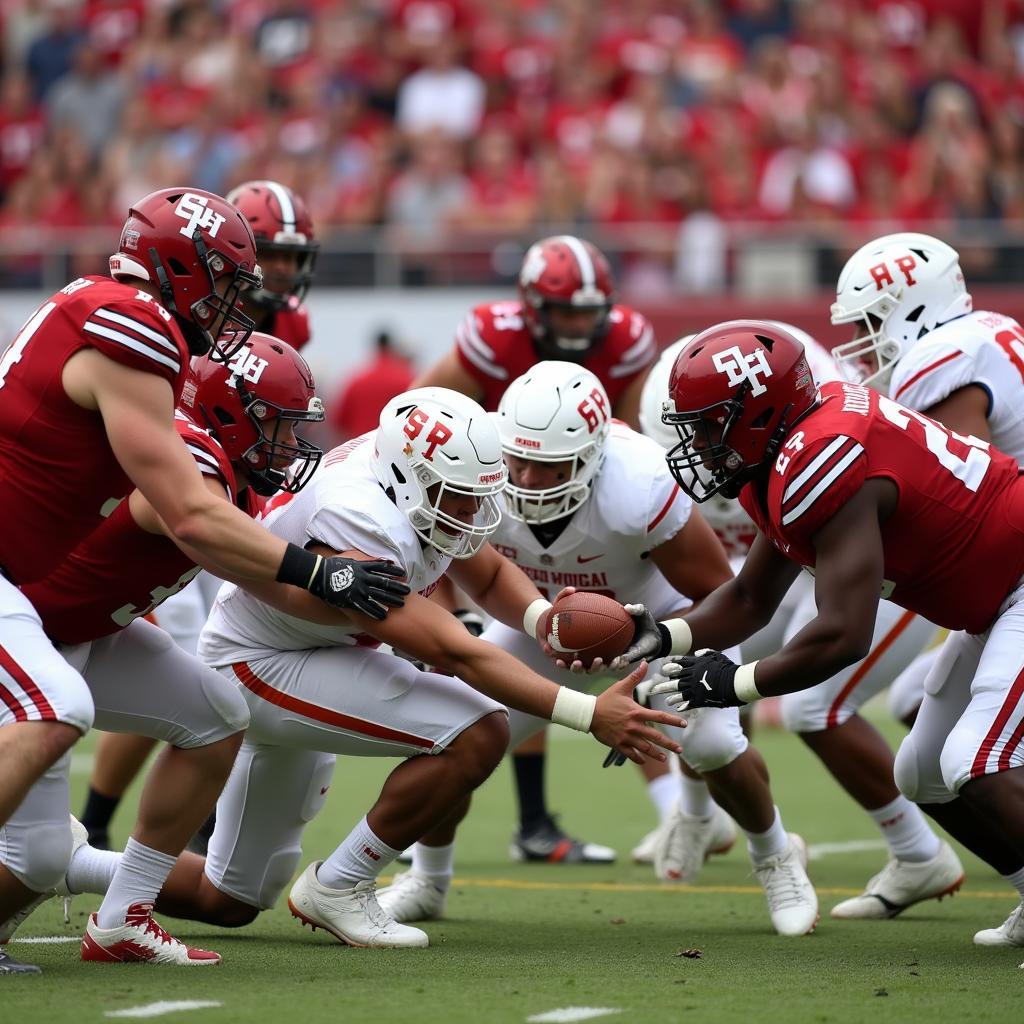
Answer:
878;395;990;492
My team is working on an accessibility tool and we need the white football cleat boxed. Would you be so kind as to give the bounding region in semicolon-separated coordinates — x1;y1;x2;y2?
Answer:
0;815;89;943
288;862;428;948
377;871;448;922
831;841;964;920
753;833;819;937
81;903;220;965
633;805;735;865
974;900;1024;946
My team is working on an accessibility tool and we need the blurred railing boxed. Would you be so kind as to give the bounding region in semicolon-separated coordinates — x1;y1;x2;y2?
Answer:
1;220;1023;293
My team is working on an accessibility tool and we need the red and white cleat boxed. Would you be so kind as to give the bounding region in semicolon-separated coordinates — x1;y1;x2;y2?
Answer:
81;903;221;965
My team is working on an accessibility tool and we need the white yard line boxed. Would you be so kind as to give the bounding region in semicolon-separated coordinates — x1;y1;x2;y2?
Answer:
11;935;79;944
526;1010;622;1023
807;839;889;860
70;752;95;775
104;1002;223;1019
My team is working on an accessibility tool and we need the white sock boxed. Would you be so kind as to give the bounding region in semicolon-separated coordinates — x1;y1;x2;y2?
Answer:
1001;866;1024;900
679;774;714;818
317;816;401;890
867;796;941;863
647;774;681;822
745;806;789;862
410;842;455;887
95;837;176;929
65;843;121;896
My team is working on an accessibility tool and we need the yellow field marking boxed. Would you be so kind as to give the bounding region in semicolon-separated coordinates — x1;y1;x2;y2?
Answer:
407;877;1012;900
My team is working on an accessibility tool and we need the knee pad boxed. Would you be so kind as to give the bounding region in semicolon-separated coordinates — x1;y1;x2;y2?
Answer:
163;667;251;748
938;728;977;797
780;688;830;734
0;818;73;892
679;709;747;774
894;734;955;805
258;846;303;910
55;666;95;735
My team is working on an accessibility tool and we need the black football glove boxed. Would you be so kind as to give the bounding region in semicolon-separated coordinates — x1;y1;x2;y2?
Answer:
308;556;410;621
649;649;745;710
609;603;671;669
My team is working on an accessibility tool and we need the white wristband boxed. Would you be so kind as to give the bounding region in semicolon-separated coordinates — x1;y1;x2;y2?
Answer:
660;618;693;656
523;598;553;638
733;661;761;704
550;687;598;733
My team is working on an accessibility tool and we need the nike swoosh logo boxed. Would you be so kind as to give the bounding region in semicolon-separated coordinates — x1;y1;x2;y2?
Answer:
700;671;711;690
320;786;330;796
577;554;603;564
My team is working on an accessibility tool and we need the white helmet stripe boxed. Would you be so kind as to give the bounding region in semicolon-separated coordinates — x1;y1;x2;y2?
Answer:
264;180;295;232
556;235;595;289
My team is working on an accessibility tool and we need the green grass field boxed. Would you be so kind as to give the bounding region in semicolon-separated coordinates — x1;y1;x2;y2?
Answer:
4;713;1021;1023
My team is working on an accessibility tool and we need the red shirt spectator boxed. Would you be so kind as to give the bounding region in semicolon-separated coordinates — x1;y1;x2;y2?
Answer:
329;332;416;441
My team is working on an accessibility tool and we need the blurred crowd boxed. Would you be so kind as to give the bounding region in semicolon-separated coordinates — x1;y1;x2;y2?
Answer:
1;0;1023;289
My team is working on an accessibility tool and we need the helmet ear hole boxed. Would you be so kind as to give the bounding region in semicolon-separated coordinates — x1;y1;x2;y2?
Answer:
754;333;775;351
750;408;775;429
167;257;189;276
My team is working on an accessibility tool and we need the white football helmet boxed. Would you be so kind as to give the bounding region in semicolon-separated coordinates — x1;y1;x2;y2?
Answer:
831;232;972;387
372;387;506;559
640;332;758;533
496;361;611;524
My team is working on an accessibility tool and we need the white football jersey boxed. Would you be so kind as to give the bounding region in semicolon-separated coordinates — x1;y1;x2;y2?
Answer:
888;310;1024;466
491;424;692;619
198;433;452;662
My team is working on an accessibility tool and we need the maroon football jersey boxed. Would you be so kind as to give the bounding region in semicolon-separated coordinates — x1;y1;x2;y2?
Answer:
739;380;1024;634
0;276;190;584
454;300;656;411
23;412;259;644
264;300;310;352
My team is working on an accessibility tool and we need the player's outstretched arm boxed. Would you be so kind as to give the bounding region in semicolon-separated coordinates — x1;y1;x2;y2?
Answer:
654;482;891;711
447;543;543;630
66;352;407;615
613;532;799;667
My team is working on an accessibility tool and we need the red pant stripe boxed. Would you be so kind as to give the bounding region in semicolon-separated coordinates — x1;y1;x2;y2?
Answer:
232;661;435;750
0;641;56;721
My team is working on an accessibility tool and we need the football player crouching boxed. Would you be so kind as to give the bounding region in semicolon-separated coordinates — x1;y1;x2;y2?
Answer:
639;330;955;923
55;388;682;949
626;320;1024;950
385;364;819;938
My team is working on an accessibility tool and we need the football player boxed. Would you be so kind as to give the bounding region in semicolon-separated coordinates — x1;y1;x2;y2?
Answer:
832;232;1024;943
414;235;658;863
640;329;955;918
622;320;1024;948
58;388;682;949
1;334;325;965
0;188;402;973
79;179;319;856
383;363;819;936
225;180;318;352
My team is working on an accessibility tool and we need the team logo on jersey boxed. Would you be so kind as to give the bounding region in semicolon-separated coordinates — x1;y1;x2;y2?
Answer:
712;346;773;398
175;192;226;240
225;348;269;388
330;566;354;592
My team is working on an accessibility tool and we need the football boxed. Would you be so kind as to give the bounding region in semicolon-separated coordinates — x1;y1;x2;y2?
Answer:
544;592;635;668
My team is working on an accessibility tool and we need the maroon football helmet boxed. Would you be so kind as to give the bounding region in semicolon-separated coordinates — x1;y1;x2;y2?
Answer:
664;321;820;501
181;332;324;496
110;187;262;361
517;235;614;361
226;180;318;311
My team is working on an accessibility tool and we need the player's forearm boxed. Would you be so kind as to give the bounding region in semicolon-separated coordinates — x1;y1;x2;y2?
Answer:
468;558;543;632
744;616;872;698
446;641;561;719
168;498;291;583
676;578;778;653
